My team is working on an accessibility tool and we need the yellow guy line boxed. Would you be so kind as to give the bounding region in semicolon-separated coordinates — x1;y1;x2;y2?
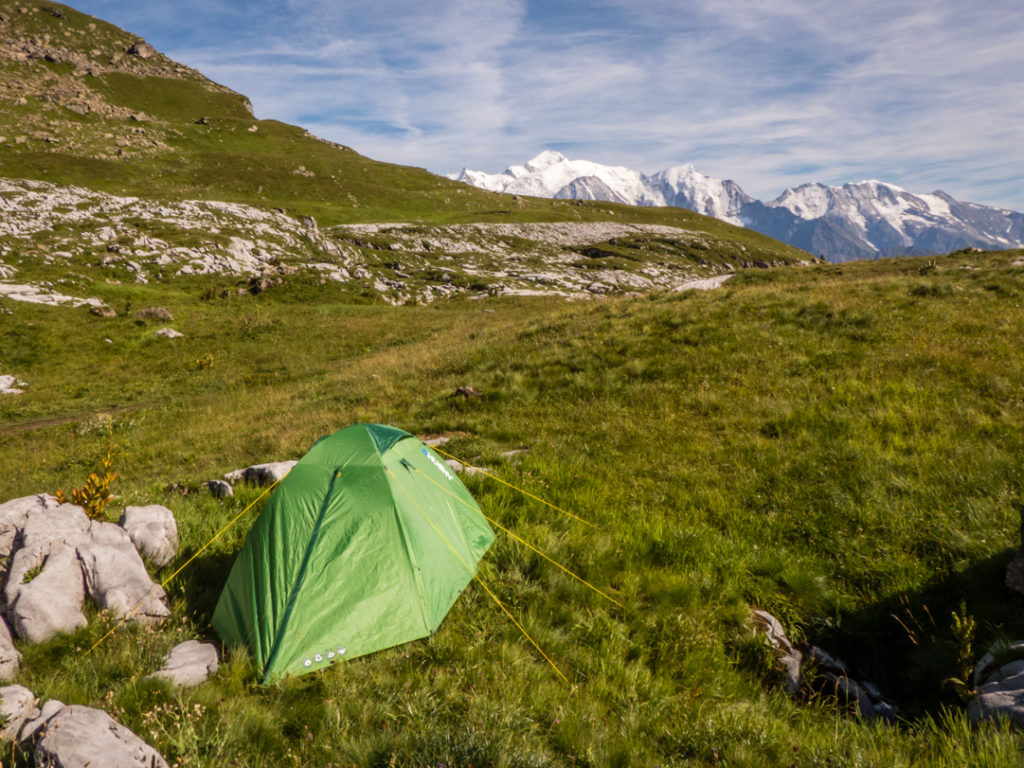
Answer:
82;480;281;660
412;467;623;609
431;446;597;529
386;468;570;685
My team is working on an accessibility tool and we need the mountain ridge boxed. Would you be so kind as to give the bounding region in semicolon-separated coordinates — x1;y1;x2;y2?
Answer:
452;152;1024;261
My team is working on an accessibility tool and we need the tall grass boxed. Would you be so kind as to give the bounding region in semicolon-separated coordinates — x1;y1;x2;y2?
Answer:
2;251;1024;765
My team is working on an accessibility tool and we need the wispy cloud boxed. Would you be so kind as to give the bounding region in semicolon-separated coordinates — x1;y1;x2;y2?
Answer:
72;0;1024;209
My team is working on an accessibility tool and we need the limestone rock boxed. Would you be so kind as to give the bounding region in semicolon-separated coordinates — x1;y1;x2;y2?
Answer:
205;480;233;498
1;502;169;641
224;461;297;486
135;306;173;321
151;640;219;687
127;42;155;59
119;505;178;569
975;642;1024;688
33;705;169;768
824;672;877;721
750;609;802;695
0;685;38;741
7;544;87;644
0;494;62;557
970;640;1024;726
77;521;169;623
19;698;65;743
0;616;21;681
154;327;183;339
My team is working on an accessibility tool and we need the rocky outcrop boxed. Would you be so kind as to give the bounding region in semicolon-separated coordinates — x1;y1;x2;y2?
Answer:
0;373;25;394
0;496;168;643
751;609;802;695
33;704;169;768
0;178;759;307
205;480;233;499
224;461;297;486
119;505;178;569
151;640;219;687
750;608;898;722
0;617;20;680
968;641;1024;726
0;684;38;741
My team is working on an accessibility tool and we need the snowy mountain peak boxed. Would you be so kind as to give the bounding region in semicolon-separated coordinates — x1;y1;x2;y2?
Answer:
451;151;1024;261
524;150;569;171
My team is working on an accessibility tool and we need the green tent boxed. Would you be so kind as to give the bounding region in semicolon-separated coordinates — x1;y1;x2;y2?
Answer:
212;423;494;683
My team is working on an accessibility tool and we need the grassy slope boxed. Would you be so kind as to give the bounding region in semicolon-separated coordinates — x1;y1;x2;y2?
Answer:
2;250;1023;766
0;0;805;268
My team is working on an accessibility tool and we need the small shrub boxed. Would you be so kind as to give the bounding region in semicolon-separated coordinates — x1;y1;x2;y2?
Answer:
55;443;118;519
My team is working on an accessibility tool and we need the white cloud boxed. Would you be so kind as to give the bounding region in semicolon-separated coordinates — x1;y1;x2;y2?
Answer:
70;0;1024;209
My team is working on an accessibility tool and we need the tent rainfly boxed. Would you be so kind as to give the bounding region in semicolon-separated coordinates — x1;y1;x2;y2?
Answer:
212;423;495;683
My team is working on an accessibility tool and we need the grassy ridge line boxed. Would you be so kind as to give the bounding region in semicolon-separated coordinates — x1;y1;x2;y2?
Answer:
0;0;806;269
2;251;1024;765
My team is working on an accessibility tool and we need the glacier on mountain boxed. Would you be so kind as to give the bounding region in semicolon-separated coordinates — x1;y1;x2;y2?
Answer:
450;153;1024;261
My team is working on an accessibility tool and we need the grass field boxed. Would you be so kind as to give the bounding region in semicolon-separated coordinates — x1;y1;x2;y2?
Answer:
3;248;1024;766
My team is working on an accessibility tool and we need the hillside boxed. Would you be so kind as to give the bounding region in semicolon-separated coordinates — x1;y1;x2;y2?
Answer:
3;2;1024;767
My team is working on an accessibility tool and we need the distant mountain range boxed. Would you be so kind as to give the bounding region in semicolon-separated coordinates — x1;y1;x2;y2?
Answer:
451;151;1024;262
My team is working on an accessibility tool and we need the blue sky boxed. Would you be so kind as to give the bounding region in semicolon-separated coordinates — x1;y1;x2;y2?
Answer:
72;0;1024;210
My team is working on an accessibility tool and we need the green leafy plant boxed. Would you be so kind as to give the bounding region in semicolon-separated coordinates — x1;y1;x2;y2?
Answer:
944;601;977;702
55;443;119;520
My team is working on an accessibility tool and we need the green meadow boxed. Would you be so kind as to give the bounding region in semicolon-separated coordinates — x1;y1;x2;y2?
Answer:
2;2;1024;763
3;249;1024;767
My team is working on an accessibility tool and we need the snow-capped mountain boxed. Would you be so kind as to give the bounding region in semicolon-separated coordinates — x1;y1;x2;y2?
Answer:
450;152;1024;262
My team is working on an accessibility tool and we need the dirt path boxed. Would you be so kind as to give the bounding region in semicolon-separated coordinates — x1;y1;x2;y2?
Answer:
0;403;146;436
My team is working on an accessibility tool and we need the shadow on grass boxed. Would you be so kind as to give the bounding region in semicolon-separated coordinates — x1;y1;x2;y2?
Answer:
166;549;237;630
811;549;1024;718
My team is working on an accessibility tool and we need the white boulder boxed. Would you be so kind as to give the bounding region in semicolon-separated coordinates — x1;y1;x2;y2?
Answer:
0;616;20;680
151;640;219;687
119;505;178;568
224;460;297;485
33;704;169;768
0;685;38;741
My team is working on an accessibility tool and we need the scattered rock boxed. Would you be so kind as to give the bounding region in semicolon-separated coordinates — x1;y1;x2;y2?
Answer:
0;375;26;395
248;274;282;294
824;672;877;721
90;304;117;318
127;42;155;59
118;505;178;569
0;494;62;557
969;642;1024;726
454;385;482;398
750;608;898;722
419;434;452;447
0;617;21;681
77;521;170;623
205;480;233;498
135;306;173;321
750;609;802;695
445;459;486;477
151;640;219;687
33;705;169;768
223;461;297;486
499;448;529;460
19;698;64;743
154;327;183;339
7;542;88;644
1;500;169;642
0;685;38;741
